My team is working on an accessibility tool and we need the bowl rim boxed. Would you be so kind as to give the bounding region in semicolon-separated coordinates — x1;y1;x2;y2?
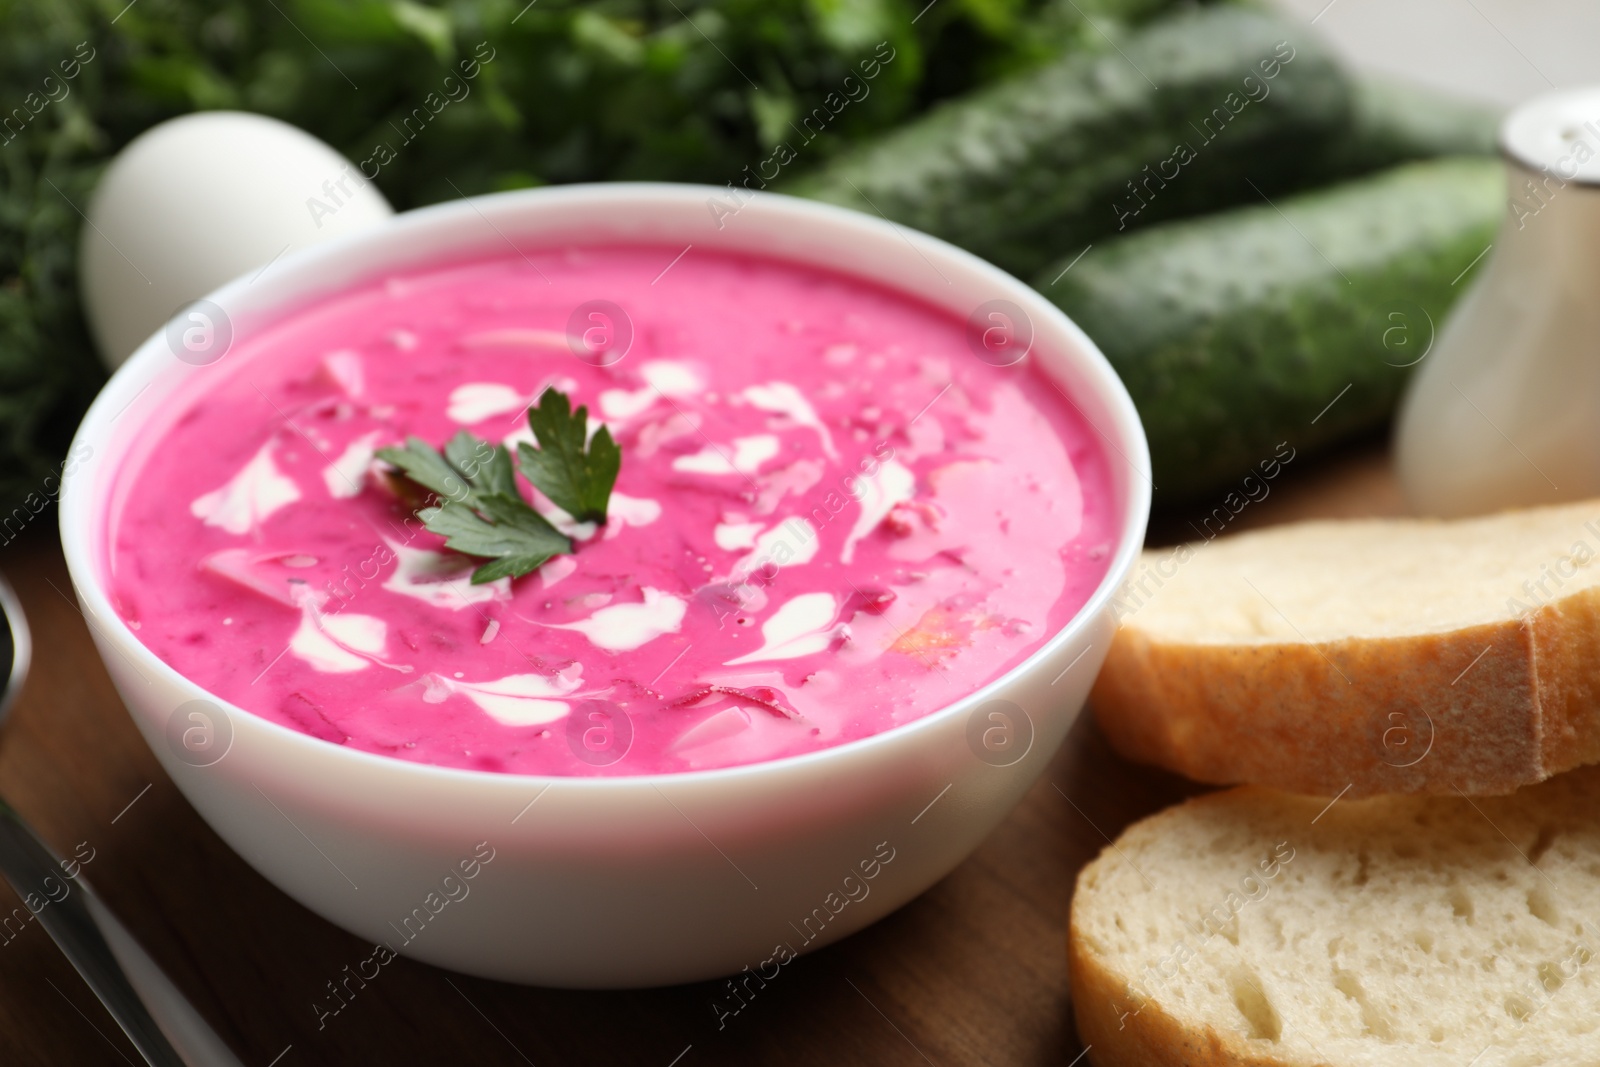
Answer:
60;180;1151;792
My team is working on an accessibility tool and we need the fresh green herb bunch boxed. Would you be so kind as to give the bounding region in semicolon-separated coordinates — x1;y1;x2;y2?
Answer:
94;0;1174;202
0;1;119;519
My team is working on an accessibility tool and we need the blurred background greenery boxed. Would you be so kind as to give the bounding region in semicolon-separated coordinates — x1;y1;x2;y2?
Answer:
0;0;1195;512
4;0;1508;516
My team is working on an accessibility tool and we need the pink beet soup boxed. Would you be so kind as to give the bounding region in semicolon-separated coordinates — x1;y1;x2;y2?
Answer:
105;245;1116;776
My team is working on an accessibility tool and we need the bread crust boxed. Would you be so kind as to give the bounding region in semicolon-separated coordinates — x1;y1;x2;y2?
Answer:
1091;583;1600;797
1068;796;1304;1067
1069;914;1283;1067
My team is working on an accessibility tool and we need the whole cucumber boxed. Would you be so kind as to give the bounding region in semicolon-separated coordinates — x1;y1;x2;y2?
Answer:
1317;73;1502;178
784;7;1352;278
1042;157;1503;501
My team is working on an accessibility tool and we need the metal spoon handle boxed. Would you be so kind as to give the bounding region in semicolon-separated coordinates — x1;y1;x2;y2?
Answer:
0;800;243;1066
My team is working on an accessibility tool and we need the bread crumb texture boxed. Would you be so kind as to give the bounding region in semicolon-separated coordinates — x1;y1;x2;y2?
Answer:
1113;502;1600;643
1070;766;1600;1067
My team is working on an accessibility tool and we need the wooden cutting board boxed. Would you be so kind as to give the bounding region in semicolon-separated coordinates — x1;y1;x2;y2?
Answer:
0;443;1403;1066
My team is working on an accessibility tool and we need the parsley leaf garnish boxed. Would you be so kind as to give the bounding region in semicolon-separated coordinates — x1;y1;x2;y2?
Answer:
417;495;571;584
375;390;621;584
517;388;620;525
379;431;500;508
377;431;571;584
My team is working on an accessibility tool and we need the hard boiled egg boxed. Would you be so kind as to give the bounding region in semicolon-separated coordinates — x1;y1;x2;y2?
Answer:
80;111;394;369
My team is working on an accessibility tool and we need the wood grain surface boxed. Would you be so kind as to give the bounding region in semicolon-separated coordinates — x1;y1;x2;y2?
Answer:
0;442;1405;1066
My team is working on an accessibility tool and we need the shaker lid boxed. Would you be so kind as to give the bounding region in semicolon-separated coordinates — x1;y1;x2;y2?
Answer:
1502;87;1600;184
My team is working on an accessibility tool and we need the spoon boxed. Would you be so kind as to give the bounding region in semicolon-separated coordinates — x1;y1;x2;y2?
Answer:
0;573;244;1066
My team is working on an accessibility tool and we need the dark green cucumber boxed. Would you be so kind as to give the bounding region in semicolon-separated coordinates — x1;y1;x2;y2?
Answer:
784;6;1352;277
1317;73;1502;177
1042;157;1503;501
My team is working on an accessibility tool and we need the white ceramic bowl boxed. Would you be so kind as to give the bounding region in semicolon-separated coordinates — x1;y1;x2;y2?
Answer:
60;184;1150;988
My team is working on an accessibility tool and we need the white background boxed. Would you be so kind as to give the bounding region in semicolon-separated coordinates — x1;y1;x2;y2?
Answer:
1270;0;1598;107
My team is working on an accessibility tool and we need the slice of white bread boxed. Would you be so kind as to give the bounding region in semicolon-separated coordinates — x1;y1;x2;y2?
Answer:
1069;766;1600;1067
1092;498;1600;796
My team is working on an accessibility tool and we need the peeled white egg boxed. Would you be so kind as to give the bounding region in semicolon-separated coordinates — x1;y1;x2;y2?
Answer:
80;111;394;369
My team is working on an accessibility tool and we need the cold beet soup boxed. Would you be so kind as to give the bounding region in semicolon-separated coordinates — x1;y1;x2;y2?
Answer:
105;246;1116;775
